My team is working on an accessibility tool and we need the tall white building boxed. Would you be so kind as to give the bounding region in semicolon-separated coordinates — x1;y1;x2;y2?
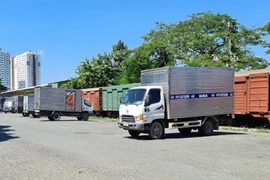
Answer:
0;48;11;89
11;51;41;90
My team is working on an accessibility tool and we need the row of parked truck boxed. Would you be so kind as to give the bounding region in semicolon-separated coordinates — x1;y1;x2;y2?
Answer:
1;87;93;121
1;66;270;139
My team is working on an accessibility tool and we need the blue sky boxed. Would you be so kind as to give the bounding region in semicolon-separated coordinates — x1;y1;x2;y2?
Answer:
0;0;269;84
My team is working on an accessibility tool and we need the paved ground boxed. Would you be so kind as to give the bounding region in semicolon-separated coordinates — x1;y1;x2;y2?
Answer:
0;113;269;180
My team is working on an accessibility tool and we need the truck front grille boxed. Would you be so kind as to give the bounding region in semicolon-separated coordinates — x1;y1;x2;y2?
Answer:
122;115;135;123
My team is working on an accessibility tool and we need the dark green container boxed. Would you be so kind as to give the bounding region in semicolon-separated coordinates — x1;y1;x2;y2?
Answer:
102;83;141;112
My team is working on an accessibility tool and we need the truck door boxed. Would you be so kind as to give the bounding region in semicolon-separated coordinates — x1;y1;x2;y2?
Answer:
144;88;165;123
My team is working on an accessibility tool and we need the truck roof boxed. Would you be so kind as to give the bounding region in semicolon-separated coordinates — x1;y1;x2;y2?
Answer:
129;86;162;90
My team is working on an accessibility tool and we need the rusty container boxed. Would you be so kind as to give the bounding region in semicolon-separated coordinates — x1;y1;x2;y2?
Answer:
234;69;270;117
82;88;102;113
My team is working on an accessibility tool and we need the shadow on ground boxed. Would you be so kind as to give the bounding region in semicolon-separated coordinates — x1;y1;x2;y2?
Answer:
125;131;246;141
39;120;99;122
0;125;19;142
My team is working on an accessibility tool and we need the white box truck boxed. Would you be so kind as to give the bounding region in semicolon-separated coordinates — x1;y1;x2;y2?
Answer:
34;87;93;121
118;67;234;139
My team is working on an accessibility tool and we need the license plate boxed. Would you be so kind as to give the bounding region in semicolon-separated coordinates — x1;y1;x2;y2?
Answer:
123;122;128;127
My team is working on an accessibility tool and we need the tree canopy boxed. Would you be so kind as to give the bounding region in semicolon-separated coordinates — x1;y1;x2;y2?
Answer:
62;12;270;88
0;77;8;92
62;40;129;89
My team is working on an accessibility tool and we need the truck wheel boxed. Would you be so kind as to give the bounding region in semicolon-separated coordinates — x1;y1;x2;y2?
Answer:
22;113;27;117
128;130;140;138
51;112;61;121
178;128;192;135
33;113;40;118
149;121;165;139
82;112;89;121
48;115;53;121
198;119;214;136
77;117;82;121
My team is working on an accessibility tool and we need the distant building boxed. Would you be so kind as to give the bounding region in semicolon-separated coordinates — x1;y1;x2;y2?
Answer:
0;48;11;89
11;51;41;90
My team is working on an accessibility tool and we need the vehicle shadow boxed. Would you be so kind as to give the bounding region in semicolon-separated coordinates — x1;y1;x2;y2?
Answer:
39;120;99;122
0;125;19;142
39;120;79;122
125;131;246;141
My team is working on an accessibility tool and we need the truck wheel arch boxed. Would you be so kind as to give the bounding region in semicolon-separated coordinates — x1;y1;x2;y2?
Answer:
51;111;61;121
149;120;165;139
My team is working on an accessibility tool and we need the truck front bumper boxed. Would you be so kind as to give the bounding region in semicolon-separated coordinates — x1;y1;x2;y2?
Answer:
118;122;150;132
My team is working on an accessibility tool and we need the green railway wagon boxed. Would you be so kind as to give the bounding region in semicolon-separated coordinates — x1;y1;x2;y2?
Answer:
102;83;141;117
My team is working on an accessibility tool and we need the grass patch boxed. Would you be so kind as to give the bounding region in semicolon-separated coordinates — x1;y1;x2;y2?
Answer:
255;128;270;134
221;126;270;134
90;116;119;122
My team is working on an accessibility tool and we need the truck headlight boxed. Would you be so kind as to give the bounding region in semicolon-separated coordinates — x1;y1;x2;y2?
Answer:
134;114;148;122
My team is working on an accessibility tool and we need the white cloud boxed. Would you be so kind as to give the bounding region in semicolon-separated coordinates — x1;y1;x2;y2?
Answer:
38;50;45;55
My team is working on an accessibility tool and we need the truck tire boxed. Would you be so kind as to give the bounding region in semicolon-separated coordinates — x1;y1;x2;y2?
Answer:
22;113;29;117
77;117;83;121
51;112;61;121
33;113;40;118
48;115;53;121
128;130;140;138
198;119;214;136
149;121;165;139
178;128;192;135
82;112;89;121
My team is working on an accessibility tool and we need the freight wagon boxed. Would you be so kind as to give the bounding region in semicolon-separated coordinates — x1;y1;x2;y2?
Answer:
82;88;102;116
234;68;270;118
81;83;141;118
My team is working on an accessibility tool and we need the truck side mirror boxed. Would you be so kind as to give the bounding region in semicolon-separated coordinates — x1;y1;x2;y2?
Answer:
145;95;150;107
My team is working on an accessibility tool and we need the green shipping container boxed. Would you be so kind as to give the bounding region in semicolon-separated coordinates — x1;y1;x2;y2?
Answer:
102;83;141;112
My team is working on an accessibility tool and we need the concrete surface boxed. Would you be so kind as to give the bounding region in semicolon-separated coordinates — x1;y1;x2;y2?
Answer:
0;113;269;180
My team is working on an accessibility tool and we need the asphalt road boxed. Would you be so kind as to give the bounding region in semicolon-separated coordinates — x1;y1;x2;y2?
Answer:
0;113;269;180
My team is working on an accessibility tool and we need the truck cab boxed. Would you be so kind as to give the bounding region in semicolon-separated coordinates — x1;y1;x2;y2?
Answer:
3;98;17;113
118;86;166;138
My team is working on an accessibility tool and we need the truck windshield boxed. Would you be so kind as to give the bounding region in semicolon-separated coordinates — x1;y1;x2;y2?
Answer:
121;89;146;105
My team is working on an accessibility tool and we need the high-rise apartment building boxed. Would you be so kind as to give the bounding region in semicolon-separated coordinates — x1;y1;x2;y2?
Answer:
11;51;41;90
0;48;11;89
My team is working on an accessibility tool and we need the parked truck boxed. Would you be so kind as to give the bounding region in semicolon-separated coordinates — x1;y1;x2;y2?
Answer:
34;87;93;121
118;67;235;139
2;97;17;113
22;94;36;117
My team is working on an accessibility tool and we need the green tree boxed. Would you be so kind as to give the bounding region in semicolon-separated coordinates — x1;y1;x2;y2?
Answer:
62;40;130;89
0;77;8;92
151;12;269;70
111;40;130;84
259;22;270;54
119;30;176;84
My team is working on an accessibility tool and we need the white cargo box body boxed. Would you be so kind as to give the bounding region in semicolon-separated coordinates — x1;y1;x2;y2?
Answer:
141;67;234;119
34;87;82;112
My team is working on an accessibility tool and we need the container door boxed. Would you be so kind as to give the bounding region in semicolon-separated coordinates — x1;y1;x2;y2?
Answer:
234;76;248;114
248;73;269;113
